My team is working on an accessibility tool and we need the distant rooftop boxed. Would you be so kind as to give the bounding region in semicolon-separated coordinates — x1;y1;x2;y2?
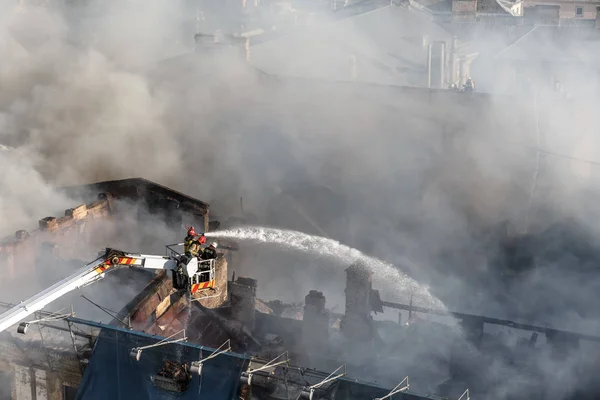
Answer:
495;26;600;63
250;4;454;87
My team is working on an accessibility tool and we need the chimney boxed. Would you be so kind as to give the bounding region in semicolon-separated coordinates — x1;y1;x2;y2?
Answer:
15;230;30;241
302;290;329;351
452;0;478;19
340;261;375;342
230;277;257;331
427;41;446;89
39;217;58;232
450;36;458;85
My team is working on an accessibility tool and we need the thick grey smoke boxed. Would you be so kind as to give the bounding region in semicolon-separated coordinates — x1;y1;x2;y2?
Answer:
0;5;183;186
2;1;600;398
0;147;71;235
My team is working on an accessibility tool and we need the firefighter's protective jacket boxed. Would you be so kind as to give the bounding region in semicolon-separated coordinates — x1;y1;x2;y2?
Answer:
187;241;202;257
183;235;195;254
464;79;475;91
201;247;217;260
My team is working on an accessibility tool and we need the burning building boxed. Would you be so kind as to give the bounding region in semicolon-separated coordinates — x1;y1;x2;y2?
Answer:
0;178;449;399
1;178;599;399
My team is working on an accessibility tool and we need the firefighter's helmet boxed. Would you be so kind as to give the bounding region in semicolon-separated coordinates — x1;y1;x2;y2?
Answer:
187;227;196;236
210;242;218;249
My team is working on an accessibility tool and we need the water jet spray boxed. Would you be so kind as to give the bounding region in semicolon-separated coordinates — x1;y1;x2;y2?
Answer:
206;226;446;309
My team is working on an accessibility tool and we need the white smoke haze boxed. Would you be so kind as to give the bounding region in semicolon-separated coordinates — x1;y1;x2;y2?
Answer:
207;226;445;308
0;149;71;236
2;0;600;398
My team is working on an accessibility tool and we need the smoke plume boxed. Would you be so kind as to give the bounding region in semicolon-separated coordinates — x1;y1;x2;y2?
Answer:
2;1;600;398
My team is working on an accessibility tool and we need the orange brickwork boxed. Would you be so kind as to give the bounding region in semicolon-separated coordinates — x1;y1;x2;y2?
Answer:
0;193;114;281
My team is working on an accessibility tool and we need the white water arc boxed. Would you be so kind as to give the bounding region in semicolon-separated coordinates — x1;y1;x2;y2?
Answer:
206;226;446;309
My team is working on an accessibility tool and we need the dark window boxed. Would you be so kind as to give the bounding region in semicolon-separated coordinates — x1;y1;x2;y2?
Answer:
576;6;583;16
63;385;78;400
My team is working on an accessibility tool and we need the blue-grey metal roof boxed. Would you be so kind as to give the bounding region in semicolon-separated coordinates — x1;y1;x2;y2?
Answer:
75;327;245;400
250;5;453;86
71;317;443;399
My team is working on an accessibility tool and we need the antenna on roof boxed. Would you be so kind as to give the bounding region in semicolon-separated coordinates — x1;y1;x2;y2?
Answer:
299;364;346;400
240;351;290;386
190;339;231;376
17;305;75;334
374;376;409;400
130;329;187;362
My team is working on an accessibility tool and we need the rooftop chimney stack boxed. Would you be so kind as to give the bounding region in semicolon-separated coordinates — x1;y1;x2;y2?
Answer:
452;0;478;19
230;277;257;331
302;290;329;351
341;261;375;343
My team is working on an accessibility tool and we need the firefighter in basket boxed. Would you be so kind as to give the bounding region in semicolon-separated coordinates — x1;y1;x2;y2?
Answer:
201;242;218;260
184;227;206;256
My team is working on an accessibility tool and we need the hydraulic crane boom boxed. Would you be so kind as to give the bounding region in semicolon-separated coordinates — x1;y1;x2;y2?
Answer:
0;248;178;334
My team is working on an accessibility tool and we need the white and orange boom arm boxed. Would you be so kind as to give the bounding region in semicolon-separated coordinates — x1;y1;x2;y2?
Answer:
0;248;177;334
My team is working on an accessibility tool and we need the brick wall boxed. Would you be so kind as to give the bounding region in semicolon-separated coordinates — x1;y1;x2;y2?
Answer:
0;339;82;400
59;178;211;233
477;0;504;12
559;2;598;19
127;255;229;336
452;0;478;14
202;255;229;307
0;193;114;281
